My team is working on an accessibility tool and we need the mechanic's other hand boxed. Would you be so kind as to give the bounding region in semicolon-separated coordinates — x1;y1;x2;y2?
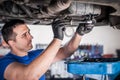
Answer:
76;22;94;36
52;19;65;40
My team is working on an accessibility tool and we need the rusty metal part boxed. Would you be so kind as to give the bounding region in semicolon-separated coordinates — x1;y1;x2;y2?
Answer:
73;0;120;16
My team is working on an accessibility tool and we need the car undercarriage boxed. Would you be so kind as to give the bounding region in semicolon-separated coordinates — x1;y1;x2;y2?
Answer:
0;0;120;29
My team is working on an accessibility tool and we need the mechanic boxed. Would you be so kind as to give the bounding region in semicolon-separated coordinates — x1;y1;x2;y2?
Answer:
0;19;93;80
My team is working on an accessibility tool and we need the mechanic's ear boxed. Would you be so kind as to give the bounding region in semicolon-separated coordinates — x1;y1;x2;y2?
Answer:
2;40;10;48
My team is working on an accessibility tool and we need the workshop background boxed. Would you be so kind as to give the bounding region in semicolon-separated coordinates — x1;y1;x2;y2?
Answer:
0;24;120;80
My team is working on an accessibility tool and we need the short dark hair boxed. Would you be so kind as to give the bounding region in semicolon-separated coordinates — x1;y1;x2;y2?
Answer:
1;19;25;44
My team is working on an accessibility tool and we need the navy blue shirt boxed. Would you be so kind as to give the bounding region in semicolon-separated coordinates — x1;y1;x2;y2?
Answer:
0;49;45;80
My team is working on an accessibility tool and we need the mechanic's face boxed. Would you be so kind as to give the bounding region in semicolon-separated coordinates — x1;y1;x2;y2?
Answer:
12;24;33;52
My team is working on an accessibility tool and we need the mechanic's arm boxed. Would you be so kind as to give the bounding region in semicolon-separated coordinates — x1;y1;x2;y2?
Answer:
53;22;94;62
4;20;65;80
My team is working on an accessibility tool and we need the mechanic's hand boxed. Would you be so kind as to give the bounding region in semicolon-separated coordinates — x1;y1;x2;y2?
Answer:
52;19;65;40
76;21;94;36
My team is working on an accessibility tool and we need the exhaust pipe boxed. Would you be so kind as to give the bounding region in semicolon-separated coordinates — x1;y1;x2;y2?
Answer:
37;0;71;18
